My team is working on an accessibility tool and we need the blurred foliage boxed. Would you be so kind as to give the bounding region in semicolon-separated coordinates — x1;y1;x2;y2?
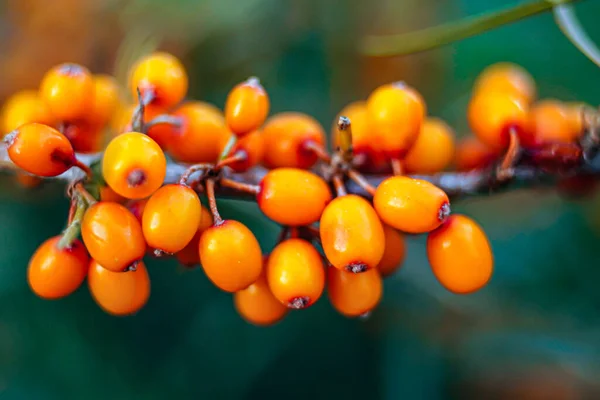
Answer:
1;0;600;398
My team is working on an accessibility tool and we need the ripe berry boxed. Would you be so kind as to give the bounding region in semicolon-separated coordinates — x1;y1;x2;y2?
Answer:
454;136;499;172
366;82;426;159
62;122;104;154
257;168;332;226
225;77;270;136
88;260;150;316
523;99;583;147
128;52;188;109
0;90;54;134
81;202;146;272
473;62;536;103
262;112;326;169
27;236;88;299
99;185;127;203
225;129;265;172
234;269;288;326
404;117;455;174
142;184;202;254
427;214;493;294
320;194;385;273
467;92;528;150
327;267;383;317
6;122;75;177
88;74;121;127
176;205;213;267
168;101;231;163
377;225;406;277
374;176;450;234
39;63;94;121
199;220;262;292
266;238;325;309
102;132;166;199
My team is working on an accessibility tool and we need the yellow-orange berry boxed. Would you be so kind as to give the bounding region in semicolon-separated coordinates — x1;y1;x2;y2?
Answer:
404;117;455;173
377;225;406;277
175;205;213;267
199;220;262;292
473;62;536;103
39;63;94;121
1;90;54;134
266;238;325;309
142;184;202;254
320;194;385;273
523;99;583;147
234;269;288;326
102;132;166;199
62;122;105;154
257;168;332;226
327;267;382;317
88;74;121;126
99;185;127;203
366;82;426;159
225;77;270;136
427;214;493;294
454;136;499;172
88;260;150;316
373;176;450;234
225;129;265;172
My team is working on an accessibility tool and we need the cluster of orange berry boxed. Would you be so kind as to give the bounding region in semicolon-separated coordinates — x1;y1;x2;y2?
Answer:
2;51;585;326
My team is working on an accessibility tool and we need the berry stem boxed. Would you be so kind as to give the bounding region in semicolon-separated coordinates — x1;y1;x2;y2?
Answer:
332;174;348;197
336;116;353;162
74;182;98;205
57;196;87;250
73;158;93;179
205;178;223;226
218;135;238;163
216;151;247;170
220;177;260;195
391;159;403;176
347;169;377;196
179;163;214;185
144;114;183;132
496;130;521;181
303;140;331;163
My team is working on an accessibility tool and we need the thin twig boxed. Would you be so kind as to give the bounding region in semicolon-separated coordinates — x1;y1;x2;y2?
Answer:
220;177;260;195
303;140;332;163
205;179;223;225
332;174;348;197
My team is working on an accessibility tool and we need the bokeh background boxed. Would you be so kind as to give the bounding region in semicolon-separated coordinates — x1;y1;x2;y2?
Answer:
1;0;600;398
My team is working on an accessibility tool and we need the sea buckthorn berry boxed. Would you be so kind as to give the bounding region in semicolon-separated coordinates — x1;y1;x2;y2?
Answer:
88;74;121;126
454;136;499;172
88;260;150;316
257;168;332;226
225;77;270;136
377;225;406;277
142;184;202;254
81;202;146;272
102;132;166;199
262;112;326;169
128;52;188;109
523;99;583;147
473;62;536;103
39;63;94;121
366;82;426;159
320;194;385;273
6;122;75;177
327;267;383;317
62;122;104;154
27;237;88;299
1;90;54;134
266;238;325;309
565;102;587;136
225;129;265;172
404;117;455;174
234;269;288;326
427;214;493;294
168;101;230;163
99;185;127;203
374;176;450;234
467;91;529;150
199;220;262;292
176;205;213;267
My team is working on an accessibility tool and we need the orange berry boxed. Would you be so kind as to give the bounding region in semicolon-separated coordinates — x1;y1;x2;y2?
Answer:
473;62;536;103
142;184;202;254
199;220;262;292
6;122;75;177
81;202;146;272
366;82;426;159
88;260;150;316
225;77;270;136
374;176;450;234
0;90;54;134
262;112;326;169
320;194;385;273
234;270;288;326
62;122;105;154
327;267;382;317
404;117;455;174
454;136;499;172
15;171;42;188
565;102;587;136
523;99;582;147
427;214;493;294
168;101;230;163
257;168;332;226
39;63;94;121
88;74;121;126
27;236;88;299
128;52;188;109
176;205;213;267
226;129;265;172
102;132;166;199
266;238;325;309
467;92;529;150
99;185;127;203
377;225;406;277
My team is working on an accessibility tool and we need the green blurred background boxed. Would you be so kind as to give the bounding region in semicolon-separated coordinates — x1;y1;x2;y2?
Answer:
1;0;600;398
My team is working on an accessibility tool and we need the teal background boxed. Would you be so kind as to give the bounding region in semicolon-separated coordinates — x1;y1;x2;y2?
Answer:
1;0;600;398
